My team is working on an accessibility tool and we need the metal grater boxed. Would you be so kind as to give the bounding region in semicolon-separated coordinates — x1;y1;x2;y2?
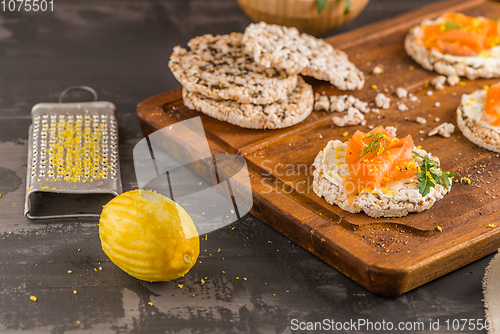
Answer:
24;87;122;219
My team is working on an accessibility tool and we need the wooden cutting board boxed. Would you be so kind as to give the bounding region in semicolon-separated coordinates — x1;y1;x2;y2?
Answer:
136;0;500;296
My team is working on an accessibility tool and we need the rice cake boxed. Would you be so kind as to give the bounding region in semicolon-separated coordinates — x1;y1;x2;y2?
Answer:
182;76;313;129
169;32;298;104
243;22;364;90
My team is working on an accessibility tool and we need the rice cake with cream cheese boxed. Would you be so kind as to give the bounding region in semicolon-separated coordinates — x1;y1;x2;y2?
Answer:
457;86;500;152
313;130;452;218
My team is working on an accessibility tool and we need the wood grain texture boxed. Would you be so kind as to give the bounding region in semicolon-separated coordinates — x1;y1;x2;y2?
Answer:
137;0;500;295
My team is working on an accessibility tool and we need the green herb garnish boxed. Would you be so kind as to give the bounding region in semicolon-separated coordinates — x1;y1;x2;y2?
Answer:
359;132;389;160
317;0;350;15
443;21;462;31
413;151;454;197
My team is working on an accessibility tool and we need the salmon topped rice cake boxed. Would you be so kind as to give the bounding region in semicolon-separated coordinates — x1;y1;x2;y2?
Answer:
405;12;500;79
313;128;454;218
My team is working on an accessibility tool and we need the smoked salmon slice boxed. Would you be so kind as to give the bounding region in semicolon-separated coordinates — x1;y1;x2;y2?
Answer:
484;83;500;127
343;128;417;201
418;12;500;56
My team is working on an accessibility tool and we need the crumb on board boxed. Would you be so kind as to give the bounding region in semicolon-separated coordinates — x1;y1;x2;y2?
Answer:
431;75;446;90
488;224;496;229
375;93;390;109
428;122;455;138
396;87;408;98
435;226;443;232
372;65;384;74
397;103;408;111
416;116;426;125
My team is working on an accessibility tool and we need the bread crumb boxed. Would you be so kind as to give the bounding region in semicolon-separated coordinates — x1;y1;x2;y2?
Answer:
30;296;37;302
426;90;433;96
488;224;496;228
435;226;443;232
435;102;441;107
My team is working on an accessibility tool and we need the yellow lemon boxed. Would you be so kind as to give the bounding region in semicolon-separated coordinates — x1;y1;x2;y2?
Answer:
99;189;199;282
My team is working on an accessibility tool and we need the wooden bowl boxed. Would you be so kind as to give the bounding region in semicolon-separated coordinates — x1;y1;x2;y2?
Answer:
236;0;370;36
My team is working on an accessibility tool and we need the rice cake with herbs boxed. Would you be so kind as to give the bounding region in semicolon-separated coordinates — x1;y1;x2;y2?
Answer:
182;76;313;129
168;32;298;105
312;129;453;218
243;22;364;90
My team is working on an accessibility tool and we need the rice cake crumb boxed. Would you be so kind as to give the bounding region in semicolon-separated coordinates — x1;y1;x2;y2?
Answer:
428;122;455;138
397;103;408;111
375;93;390;109
431;75;447;90
396;87;408;98
372;65;384;74
332;107;365;127
416;116;427;124
447;74;460;86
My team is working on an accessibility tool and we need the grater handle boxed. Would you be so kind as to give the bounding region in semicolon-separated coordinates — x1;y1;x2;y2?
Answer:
59;86;98;103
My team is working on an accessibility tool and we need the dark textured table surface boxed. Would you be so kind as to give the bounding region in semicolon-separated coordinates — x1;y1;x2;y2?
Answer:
0;0;495;333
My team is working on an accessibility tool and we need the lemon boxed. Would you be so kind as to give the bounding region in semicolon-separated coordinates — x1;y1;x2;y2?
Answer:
99;189;199;282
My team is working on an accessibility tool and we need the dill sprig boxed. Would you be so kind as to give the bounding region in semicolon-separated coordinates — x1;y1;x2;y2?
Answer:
413;151;454;197
359;133;389;160
443;21;462;31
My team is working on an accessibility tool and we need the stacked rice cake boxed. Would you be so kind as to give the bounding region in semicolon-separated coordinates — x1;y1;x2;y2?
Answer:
169;23;364;129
